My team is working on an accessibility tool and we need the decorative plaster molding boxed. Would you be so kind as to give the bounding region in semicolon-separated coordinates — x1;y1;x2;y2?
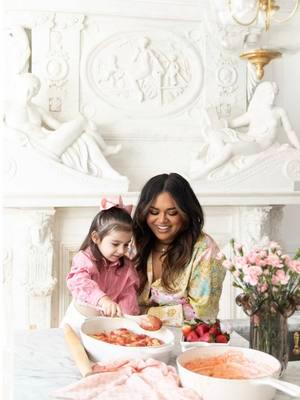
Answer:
5;11;55;29
247;63;259;104
285;159;300;181
54;13;85;31
4;26;30;75
270;205;284;243
239;206;273;249
57;244;78;322
86;31;203;117
24;209;57;297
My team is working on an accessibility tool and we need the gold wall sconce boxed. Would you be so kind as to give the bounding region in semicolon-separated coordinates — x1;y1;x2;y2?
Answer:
240;48;281;79
228;0;299;79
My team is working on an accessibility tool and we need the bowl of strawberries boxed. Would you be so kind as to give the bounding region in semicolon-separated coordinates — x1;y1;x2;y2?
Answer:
180;319;231;351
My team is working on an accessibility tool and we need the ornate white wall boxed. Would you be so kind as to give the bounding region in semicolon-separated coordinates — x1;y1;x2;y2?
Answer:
2;0;300;333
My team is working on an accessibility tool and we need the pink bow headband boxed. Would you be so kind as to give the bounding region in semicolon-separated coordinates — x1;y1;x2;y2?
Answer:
100;196;133;216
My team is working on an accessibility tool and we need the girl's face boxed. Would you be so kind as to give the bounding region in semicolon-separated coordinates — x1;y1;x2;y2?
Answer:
146;191;184;244
92;229;132;262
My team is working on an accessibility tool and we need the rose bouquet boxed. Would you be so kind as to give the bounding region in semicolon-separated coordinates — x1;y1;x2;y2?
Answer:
218;240;300;371
219;240;300;313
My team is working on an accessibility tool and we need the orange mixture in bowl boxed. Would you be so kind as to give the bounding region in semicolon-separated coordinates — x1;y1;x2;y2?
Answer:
184;350;275;379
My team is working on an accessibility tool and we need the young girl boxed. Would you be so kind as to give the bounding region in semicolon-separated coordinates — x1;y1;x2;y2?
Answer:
61;197;140;332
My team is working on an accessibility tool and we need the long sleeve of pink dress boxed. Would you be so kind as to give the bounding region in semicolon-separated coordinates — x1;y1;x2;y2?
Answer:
66;247;140;315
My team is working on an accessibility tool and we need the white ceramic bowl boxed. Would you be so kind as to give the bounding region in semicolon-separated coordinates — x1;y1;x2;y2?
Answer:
180;334;230;351
177;346;300;400
80;316;175;363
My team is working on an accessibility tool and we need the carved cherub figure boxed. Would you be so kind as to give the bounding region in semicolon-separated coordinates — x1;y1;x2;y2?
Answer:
4;73;123;179
190;81;300;179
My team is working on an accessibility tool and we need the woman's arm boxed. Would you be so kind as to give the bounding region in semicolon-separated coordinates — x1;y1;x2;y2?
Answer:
187;239;226;319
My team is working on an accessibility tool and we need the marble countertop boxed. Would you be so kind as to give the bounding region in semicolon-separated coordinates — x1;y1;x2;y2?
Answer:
13;327;300;400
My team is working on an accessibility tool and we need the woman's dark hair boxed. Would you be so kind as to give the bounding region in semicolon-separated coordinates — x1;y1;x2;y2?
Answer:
80;207;132;266
133;173;204;291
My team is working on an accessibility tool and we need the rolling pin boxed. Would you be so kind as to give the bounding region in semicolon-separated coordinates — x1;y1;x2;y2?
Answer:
63;323;94;377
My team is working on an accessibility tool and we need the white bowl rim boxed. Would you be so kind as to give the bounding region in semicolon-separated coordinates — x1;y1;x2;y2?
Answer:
80;316;175;349
177;345;281;382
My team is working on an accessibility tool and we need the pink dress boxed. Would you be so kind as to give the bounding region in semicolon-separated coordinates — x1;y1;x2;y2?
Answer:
66;247;140;315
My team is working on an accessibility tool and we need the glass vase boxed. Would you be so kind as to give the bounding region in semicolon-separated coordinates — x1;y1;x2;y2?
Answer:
250;307;288;374
236;294;297;375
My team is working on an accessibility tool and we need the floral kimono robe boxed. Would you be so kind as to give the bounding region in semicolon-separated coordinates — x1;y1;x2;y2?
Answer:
138;233;226;326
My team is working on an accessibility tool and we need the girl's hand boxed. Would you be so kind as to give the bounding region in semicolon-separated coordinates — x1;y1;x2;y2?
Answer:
98;296;122;317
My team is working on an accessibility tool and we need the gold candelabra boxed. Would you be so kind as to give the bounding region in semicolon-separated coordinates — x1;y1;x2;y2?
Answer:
228;0;299;79
228;0;299;31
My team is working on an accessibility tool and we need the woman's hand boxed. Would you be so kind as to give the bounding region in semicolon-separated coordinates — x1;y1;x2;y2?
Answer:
98;296;122;317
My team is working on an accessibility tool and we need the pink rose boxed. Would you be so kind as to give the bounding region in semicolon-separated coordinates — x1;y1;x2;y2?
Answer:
266;254;282;267
272;270;289;285
287;259;300;273
247;252;258;264
243;266;263;286
258;282;268;293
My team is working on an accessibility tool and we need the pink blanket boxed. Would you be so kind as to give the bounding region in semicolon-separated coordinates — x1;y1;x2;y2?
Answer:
53;358;201;400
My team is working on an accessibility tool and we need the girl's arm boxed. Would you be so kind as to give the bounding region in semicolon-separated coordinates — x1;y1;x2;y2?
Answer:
187;239;226;319
67;252;106;308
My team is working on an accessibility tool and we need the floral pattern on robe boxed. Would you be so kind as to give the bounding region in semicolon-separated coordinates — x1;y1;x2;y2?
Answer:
138;233;226;326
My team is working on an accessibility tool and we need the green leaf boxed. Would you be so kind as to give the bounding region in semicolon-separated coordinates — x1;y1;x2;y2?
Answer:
294;248;300;260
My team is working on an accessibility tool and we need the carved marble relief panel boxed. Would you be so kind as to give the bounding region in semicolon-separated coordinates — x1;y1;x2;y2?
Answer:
204;33;246;119
27;12;85;119
85;30;203;118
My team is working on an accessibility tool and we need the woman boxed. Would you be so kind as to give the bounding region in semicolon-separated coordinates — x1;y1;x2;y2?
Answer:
133;173;226;326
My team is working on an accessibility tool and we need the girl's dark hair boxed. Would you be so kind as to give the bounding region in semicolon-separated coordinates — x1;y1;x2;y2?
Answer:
80;207;132;266
132;173;204;291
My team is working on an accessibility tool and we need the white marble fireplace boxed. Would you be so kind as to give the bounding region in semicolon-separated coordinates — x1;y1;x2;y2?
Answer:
3;0;300;335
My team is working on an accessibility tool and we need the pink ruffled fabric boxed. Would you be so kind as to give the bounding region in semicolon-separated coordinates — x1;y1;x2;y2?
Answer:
53;358;201;400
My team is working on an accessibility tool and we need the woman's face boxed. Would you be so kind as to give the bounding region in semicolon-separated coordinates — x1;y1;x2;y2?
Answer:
146;191;185;244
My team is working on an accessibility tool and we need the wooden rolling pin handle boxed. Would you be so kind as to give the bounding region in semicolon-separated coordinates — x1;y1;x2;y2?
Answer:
63;323;93;377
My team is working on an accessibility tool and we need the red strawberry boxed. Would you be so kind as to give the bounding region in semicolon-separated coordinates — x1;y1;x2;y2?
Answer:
186;331;199;342
182;324;193;337
209;323;221;336
197;332;211;342
215;334;229;343
195;323;209;337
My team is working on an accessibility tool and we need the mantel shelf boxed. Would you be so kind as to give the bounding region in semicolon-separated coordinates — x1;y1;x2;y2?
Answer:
3;191;300;208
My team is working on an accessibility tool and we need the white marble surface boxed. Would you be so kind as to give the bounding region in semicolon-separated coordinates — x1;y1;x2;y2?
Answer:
13;327;300;400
